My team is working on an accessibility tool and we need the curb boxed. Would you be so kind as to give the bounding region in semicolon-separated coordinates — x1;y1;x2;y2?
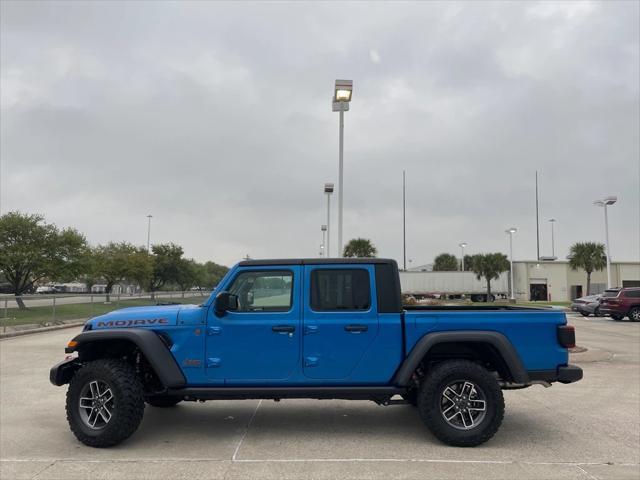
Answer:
0;320;86;339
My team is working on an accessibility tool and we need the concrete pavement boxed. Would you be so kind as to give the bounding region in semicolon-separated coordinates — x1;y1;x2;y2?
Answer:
0;314;638;479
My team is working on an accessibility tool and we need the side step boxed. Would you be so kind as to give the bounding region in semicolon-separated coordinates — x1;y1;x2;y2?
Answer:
166;386;403;402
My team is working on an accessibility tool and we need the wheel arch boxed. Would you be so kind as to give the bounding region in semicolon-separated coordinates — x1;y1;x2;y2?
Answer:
393;331;529;386
67;329;186;388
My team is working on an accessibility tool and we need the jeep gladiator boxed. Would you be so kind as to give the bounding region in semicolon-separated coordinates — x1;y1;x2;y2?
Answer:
50;258;582;448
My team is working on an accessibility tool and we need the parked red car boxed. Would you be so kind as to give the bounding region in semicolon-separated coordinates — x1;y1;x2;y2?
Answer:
599;287;640;321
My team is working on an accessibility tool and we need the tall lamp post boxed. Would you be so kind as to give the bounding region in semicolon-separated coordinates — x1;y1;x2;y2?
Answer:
549;219;556;258
332;79;353;257
459;242;467;271
320;225;327;257
505;228;517;302
324;183;334;257
594;196;617;289
146;214;153;253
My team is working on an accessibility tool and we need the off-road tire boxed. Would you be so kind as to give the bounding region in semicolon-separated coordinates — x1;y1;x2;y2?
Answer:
66;359;145;447
417;360;504;447
401;390;418;407
146;396;182;408
628;307;640;322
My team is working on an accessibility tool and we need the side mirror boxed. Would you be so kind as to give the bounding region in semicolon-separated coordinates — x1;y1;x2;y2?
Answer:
215;292;238;314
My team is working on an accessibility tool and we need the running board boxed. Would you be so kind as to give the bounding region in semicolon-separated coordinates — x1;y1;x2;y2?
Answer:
166;386;403;401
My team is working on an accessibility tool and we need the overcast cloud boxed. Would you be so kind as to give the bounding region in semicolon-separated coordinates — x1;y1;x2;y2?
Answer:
1;0;638;267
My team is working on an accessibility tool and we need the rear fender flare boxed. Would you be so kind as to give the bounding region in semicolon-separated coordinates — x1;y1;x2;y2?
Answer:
393;330;529;386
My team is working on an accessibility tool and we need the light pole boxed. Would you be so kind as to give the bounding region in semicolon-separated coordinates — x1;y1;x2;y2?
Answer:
505;228;517;301
549;219;556;258
324;183;334;257
594;196;617;289
333;79;353;257
459;242;467;271
320;225;327;257
146;214;153;253
403;170;406;271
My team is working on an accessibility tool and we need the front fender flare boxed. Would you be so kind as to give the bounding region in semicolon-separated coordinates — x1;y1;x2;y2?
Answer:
392;330;529;386
66;329;186;388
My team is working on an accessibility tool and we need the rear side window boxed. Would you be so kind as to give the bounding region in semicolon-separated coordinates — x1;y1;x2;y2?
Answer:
624;290;640;298
603;290;620;298
310;269;371;311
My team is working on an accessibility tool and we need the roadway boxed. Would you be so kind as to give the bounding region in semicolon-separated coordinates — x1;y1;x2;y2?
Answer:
0;314;638;479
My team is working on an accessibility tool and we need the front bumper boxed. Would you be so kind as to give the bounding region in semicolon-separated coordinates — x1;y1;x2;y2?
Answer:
529;364;583;384
50;357;81;386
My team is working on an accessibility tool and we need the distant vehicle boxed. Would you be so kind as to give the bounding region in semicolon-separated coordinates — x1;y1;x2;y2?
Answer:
599;288;640;321
400;271;508;302
36;286;57;294
570;295;600;312
573;295;602;317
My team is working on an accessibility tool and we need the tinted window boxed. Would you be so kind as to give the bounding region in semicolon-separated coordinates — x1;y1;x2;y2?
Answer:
603;290;620;298
624;290;640;298
228;270;293;312
311;269;371;311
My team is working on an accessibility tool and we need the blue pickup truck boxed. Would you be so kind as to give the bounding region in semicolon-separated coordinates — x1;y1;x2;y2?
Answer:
51;258;582;448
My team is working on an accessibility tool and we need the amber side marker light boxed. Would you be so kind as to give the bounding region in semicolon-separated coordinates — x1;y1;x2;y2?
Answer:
67;340;78;349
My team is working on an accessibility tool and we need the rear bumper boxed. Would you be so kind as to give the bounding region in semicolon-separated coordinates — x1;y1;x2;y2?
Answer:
528;364;583;384
50;358;81;386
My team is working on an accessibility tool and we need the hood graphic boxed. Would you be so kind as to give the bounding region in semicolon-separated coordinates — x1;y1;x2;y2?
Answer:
88;303;200;330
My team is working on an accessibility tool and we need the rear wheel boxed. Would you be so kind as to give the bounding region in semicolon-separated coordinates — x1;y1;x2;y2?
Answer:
629;307;640;322
66;359;144;447
417;360;504;447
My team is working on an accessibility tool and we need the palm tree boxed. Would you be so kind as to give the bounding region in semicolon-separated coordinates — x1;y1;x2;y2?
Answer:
343;238;377;258
433;253;459;271
471;253;510;301
568;242;606;295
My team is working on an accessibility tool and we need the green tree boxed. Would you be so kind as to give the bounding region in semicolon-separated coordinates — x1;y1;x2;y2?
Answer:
343;238;377;258
175;258;199;297
568;242;606;295
91;242;152;302
471;253;510;301
198;261;229;290
0;212;88;309
433;253;460;271
148;243;184;298
463;254;474;271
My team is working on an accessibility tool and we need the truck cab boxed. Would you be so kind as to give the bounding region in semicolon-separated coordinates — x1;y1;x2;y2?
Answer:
51;258;582;448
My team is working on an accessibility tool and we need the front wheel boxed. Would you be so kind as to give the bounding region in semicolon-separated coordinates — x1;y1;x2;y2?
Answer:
417;360;504;447
66;359;145;447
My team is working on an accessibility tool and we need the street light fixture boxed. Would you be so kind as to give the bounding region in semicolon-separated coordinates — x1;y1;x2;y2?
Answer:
549;219;557;259
505;228;517;301
459;242;468;271
332;79;353;257
324;183;334;257
594;196;618;289
146;214;153;253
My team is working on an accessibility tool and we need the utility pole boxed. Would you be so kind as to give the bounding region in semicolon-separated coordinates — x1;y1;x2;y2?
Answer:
146;214;153;253
403;170;406;271
535;171;540;261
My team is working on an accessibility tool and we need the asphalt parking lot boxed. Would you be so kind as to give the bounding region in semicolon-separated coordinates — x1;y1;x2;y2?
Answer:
1;314;638;480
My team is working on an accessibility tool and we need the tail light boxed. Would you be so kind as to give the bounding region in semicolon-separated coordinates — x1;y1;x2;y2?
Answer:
557;325;576;349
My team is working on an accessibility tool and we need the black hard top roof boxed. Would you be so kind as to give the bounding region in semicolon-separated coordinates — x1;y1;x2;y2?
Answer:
239;258;397;267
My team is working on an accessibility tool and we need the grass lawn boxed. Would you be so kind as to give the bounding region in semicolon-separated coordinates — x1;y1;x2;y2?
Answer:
1;297;203;328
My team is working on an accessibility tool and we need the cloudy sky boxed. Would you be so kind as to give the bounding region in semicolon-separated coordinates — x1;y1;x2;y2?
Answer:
1;0;638;267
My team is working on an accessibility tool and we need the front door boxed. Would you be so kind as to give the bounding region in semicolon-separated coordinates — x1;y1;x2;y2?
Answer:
302;265;379;380
206;267;301;383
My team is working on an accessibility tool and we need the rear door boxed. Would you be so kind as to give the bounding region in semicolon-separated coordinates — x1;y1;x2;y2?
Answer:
302;264;379;380
205;266;301;383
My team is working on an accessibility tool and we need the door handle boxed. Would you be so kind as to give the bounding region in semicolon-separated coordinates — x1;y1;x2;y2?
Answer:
344;324;368;333
272;325;295;334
